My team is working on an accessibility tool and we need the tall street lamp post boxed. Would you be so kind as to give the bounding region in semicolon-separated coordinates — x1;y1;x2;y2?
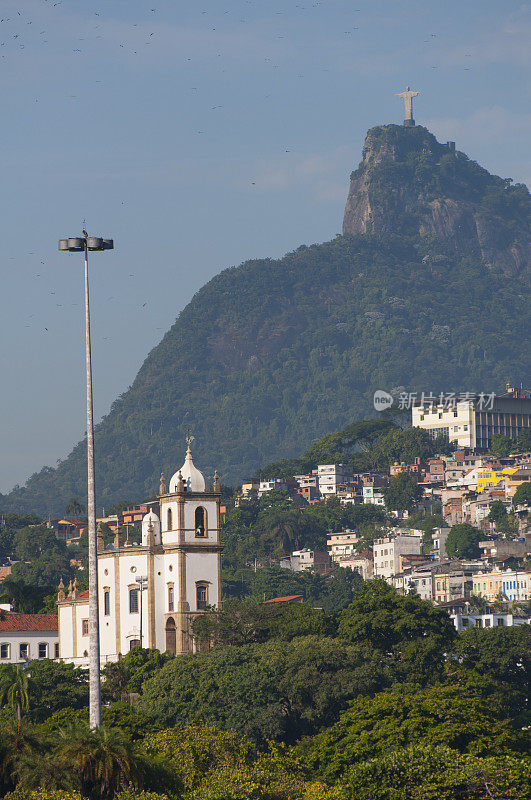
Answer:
58;229;114;728
135;575;148;648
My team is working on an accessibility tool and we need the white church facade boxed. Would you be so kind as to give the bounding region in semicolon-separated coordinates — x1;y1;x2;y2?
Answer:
57;446;222;664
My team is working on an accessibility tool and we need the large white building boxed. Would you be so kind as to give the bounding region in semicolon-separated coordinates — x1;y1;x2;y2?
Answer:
0;614;59;663
58;445;222;665
411;388;531;450
373;534;422;581
451;612;530;632
317;464;353;496
327;530;360;560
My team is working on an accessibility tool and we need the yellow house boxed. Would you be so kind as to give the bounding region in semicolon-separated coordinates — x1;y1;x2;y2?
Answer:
477;467;517;493
472;570;504;601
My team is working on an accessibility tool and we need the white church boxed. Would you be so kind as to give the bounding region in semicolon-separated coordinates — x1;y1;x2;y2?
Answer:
57;445;222;664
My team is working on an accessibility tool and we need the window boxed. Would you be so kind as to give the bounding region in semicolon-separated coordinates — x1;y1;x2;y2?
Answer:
54;643;59;659
475;619;482;628
497;618;504;626
461;618;468;627
0;643;10;659
195;506;206;537
104;589;110;616
129;588;139;613
196;583;208;610
82;619;89;637
19;643;29;660
484;618;491;627
38;643;48;659
168;586;174;612
167;508;173;531
130;639;141;650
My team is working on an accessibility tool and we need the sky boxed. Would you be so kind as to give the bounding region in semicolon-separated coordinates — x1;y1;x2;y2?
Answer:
0;0;529;492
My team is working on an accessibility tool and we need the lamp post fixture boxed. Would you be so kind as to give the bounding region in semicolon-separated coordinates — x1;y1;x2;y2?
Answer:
135;575;148;648
58;229;114;728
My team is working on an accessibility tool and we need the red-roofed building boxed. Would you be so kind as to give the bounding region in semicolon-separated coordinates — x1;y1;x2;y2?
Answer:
0;613;59;663
264;594;304;604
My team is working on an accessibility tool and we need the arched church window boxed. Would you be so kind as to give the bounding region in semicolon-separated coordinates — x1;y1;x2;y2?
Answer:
167;508;173;531
195;507;206;537
196;582;208;610
168;585;174;612
103;589;110;616
129;588;139;614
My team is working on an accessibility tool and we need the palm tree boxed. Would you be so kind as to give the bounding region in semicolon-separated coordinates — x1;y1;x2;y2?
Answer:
56;723;141;799
0;721;45;794
66;498;86;518
13;745;71;794
0;664;30;721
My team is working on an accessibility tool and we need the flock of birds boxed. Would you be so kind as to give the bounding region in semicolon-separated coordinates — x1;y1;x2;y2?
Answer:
4;1;476;341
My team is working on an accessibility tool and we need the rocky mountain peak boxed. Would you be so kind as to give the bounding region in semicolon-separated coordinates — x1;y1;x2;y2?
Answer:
342;124;530;279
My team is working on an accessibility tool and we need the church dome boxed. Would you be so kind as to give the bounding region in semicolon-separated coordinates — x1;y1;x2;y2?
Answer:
141;510;161;545
169;445;206;493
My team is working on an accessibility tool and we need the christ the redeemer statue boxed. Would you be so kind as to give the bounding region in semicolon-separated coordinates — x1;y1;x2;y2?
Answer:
395;86;420;126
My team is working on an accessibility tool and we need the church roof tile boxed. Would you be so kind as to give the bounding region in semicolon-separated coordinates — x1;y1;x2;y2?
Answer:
0;613;58;632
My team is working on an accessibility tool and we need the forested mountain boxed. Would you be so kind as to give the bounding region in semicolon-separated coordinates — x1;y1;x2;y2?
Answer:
2;124;530;514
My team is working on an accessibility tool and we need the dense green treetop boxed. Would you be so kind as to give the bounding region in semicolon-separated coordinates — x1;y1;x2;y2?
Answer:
383;472;423;512
448;625;530;723
297;684;527;783
445;523;482;558
513;481;531;506
340;745;531;800
336;581;456;683
138;635;393;746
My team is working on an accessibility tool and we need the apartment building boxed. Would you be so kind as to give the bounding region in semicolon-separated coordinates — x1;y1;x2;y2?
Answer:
412;387;531;450
397;565;434;601
337;551;374;580
317;464;353;496
433;570;473;604
257;478;286;497
280;549;331;575
362;475;388;506
451;612;530;632
389;457;424;479
327;530;360;560
431;527;451;560
373;534;422;581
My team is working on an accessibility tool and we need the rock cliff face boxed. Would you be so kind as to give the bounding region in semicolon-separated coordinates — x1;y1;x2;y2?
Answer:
342;125;530;278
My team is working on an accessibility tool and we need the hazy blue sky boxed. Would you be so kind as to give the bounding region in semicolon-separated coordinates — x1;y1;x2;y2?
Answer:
1;0;529;492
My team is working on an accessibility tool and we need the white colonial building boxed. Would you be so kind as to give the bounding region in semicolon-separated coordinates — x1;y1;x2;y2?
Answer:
0;613;59;663
58;445;222;665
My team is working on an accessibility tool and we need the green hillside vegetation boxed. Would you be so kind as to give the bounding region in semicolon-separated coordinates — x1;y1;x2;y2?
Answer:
1;228;529;516
0;588;528;799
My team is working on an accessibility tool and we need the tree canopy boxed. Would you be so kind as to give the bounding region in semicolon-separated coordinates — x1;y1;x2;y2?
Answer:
445;523;482;559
